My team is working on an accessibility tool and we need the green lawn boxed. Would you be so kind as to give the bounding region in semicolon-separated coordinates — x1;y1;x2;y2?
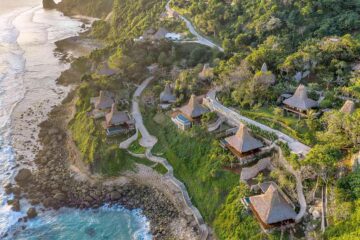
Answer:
143;109;240;223
128;133;147;154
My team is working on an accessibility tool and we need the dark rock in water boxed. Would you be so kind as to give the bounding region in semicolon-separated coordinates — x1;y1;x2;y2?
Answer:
43;0;56;9
11;199;21;212
27;207;38;219
4;183;13;194
15;169;32;185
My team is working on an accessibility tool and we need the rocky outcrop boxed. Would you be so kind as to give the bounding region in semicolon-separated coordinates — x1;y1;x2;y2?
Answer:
15;169;32;186
27;207;38;219
43;0;57;9
9;93;199;240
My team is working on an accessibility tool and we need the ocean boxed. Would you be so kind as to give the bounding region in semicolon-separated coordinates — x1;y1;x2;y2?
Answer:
0;1;152;239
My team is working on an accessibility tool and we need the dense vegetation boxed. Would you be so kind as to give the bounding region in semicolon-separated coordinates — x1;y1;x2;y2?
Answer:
55;0;360;238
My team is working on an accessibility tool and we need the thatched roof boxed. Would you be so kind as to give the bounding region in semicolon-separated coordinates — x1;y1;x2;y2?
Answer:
249;185;297;225
340;100;355;114
225;124;263;153
180;94;208;119
199;63;214;80
160;84;176;103
261;63;268;73
106;104;131;126
95;91;114;110
283;85;318;111
153;28;169;40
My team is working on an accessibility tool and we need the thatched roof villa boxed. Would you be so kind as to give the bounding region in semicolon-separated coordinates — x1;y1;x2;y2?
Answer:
244;184;297;229
105;104;134;129
179;94;208;121
172;94;208;130
225;124;264;157
283;84;318;115
160;84;176;104
94;91;114;110
153;27;169;40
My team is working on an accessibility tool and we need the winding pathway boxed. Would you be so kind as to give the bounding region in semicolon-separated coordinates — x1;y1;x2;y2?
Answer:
166;1;224;52
205;90;311;156
120;77;210;240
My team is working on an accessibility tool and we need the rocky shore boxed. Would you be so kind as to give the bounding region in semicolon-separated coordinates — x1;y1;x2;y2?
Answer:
5;89;199;239
5;32;200;239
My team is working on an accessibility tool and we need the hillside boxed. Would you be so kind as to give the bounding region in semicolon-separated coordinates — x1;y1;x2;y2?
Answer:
52;0;360;239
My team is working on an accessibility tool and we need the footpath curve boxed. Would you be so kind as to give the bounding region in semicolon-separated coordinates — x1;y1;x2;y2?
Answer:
120;77;210;240
166;1;224;52
205;90;311;156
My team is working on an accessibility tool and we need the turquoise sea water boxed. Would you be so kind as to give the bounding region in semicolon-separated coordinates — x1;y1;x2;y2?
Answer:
0;1;152;239
9;205;152;240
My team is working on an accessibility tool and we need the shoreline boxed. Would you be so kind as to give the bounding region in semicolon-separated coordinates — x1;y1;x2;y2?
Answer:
7;20;201;240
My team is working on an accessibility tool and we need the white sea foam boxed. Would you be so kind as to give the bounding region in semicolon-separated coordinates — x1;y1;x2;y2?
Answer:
0;2;152;239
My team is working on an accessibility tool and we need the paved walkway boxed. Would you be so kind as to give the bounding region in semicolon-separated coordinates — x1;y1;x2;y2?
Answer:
121;76;210;240
205;90;311;156
276;145;307;223
166;1;224;52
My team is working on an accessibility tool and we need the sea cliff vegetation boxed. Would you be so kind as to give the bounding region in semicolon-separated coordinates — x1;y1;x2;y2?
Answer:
54;0;360;239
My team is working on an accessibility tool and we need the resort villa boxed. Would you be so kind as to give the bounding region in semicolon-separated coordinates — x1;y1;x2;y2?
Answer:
223;124;264;159
91;91;115;119
172;94;208;130
282;84;318;117
105;104;134;136
160;84;176;104
340;100;355;114
243;183;297;230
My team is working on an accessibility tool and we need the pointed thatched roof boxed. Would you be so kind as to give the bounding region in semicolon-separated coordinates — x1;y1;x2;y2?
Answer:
160;84;176;103
199;63;214;80
180;94;208;119
225;124;263;153
249;185;297;225
95;91;114;110
340;100;355;114
283;85;318;111
153;27;169;40
261;63;268;73
106;104;131;126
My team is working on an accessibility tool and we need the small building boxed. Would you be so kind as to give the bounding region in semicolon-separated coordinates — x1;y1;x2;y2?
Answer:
105;104;134;136
340;100;355;114
90;91;115;119
224;124;264;158
198;63;214;81
179;94;208;121
94;91;114;110
153;28;169;40
172;113;192;130
142;28;156;40
283;84;318;116
244;184;297;230
160;84;176;104
172;94;208;130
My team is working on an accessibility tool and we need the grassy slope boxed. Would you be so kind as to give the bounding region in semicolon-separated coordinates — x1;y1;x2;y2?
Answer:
143;109;241;223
